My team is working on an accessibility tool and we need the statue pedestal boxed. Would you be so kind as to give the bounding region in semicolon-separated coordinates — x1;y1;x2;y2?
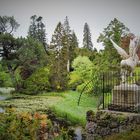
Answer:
109;84;140;112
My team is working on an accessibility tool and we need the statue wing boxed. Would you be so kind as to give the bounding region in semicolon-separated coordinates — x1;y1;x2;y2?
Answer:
110;39;129;59
129;36;140;59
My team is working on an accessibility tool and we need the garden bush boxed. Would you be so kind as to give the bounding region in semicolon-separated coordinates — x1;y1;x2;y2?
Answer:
68;72;83;90
23;66;50;94
0;65;13;87
0;108;53;140
69;56;93;93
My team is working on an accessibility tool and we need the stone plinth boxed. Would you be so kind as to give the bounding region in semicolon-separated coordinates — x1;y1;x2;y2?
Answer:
110;84;140;112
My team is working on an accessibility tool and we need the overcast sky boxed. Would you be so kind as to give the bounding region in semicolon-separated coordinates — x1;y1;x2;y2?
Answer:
0;0;140;50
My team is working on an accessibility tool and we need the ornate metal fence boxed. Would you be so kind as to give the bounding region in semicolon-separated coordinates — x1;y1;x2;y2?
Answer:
78;71;140;113
101;71;140;113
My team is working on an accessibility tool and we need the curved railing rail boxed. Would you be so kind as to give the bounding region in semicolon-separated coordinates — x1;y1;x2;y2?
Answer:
77;79;94;106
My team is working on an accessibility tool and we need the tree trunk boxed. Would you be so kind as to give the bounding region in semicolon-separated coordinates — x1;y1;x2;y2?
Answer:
67;59;70;72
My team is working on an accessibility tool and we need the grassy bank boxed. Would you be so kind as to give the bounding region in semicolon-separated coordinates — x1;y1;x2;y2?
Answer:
105;127;140;140
0;91;97;126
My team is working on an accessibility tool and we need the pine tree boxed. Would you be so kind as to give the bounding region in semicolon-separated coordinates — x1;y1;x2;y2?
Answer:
28;15;37;39
36;16;46;46
71;31;79;48
63;16;79;72
83;23;93;50
49;22;68;91
63;16;71;36
63;16;71;72
69;31;79;68
28;15;47;52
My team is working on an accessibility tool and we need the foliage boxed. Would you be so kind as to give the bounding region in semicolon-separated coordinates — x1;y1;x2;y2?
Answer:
23;67;50;94
0;33;20;89
0;36;48;92
1;36;48;91
105;127;140;140
69;31;79;62
0;108;52;140
0;16;19;34
0;33;17;58
17;37;47;83
68;72;83;90
49;22;68;91
0;91;97;126
63;16;79;72
0;64;13;87
69;56;93;92
0;71;13;87
0;16;19;73
72;56;93;80
28;15;47;49
97;18;130;72
83;22;93;50
76;47;97;61
76;81;94;94
0;16;22;90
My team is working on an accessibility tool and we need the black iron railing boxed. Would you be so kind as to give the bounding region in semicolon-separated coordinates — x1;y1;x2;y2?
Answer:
101;71;140;113
78;71;140;113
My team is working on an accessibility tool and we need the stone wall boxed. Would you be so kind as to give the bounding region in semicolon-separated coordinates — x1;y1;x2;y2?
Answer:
85;110;140;140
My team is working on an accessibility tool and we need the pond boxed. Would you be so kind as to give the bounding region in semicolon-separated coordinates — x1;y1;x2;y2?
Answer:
0;87;15;113
0;87;15;94
0;96;6;113
0;88;83;139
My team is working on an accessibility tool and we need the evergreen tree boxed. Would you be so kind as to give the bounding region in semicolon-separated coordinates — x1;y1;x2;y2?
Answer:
97;18;130;71
18;37;47;81
0;16;20;89
71;31;79;48
28;15;37;39
83;23;93;50
36;16;46;47
69;31;79;68
63;16;79;72
49;22;68;91
63;16;72;72
63;16;71;36
0;16;19;34
28;15;47;52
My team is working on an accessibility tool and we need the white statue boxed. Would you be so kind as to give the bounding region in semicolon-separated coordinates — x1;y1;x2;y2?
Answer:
110;35;140;83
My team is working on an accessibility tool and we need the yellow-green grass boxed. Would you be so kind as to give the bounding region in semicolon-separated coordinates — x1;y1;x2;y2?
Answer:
50;91;97;125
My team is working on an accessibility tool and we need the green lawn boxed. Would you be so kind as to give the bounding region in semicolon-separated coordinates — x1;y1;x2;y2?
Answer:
50;91;97;125
0;91;97;126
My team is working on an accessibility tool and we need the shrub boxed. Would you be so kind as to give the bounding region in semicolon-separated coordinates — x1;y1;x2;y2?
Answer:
69;56;93;93
0;108;52;140
72;56;93;81
68;72;83;90
0;71;13;87
23;66;50;94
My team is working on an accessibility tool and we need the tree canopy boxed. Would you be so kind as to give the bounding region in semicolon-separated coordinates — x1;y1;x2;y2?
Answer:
97;18;130;71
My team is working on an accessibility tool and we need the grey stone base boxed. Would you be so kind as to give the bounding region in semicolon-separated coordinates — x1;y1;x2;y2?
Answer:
110;84;140;112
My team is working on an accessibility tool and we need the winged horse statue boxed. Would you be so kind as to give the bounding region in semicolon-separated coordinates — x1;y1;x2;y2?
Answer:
110;35;140;83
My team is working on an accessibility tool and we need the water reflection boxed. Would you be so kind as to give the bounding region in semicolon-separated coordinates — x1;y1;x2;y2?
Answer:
0;107;5;113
